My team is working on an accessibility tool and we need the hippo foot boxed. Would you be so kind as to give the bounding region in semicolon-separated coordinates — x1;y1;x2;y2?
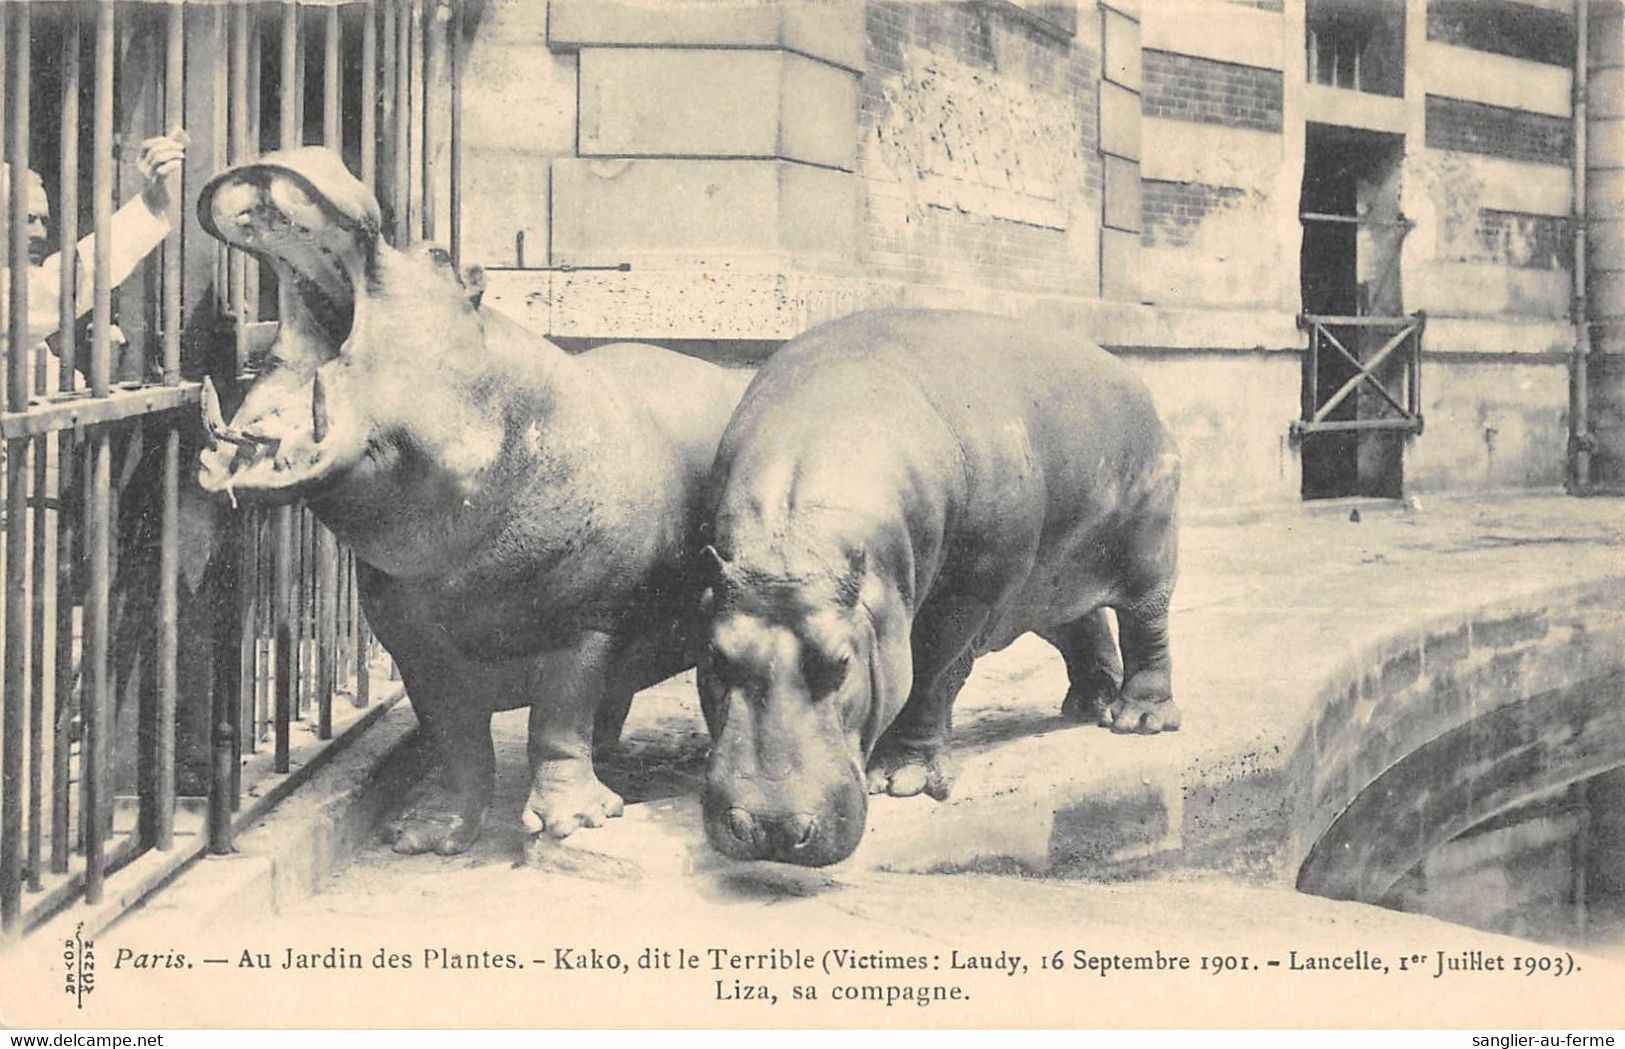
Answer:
1061;673;1120;722
383;807;485;856
865;744;953;800
521;764;625;839
1100;695;1181;735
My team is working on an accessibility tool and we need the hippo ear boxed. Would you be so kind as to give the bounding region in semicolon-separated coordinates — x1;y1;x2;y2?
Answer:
460;265;486;309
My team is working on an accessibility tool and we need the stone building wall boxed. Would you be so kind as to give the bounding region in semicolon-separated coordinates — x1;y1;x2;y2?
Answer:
455;0;1598;508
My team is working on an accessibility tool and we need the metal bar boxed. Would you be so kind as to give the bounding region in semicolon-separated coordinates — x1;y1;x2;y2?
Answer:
1293;418;1425;435
282;3;299;150
83;432;111;903
9;0;32;411
208;516;240;852
325;6;341;149
59;14;81;392
241;512;259;754
1308;325;1320;423
1299;313;1417;327
1411;315;1426;420
0;384;203;441
1311;324;1418;424
2;0;30;934
163;3;184;386
28;429;45;893
155;426;178;849
362;2;378;191
422;0;438;244
380;0;396;217
317;529;336;738
274;506;294;773
230;3;249;364
92;0;115;399
394;0;411;246
51;429;77;874
449;0;462;266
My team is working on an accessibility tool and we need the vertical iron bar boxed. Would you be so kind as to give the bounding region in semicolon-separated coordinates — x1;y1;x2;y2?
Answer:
317;528;336;739
240;513;258;755
85;0;117;890
1;0;27;937
450;0;462;267
282;2;298;150
421;0;437;244
324;5;340;150
163;3;184;386
50;427;75;874
362;1;377;192
59;17;81;391
395;0;411;246
230;3;249;366
19;0;46;896
84;434;111;901
274;507;293;774
380;0;396;228
51;11;82;876
92;0;114;400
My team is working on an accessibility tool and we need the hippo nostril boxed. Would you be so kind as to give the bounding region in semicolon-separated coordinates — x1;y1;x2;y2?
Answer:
725;807;758;846
789;814;817;850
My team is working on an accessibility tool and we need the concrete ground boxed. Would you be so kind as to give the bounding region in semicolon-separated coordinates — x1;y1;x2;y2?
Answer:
5;491;1623;1029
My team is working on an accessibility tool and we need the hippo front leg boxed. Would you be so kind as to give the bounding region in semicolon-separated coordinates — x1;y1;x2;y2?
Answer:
522;631;627;838
386;681;496;856
866;594;988;800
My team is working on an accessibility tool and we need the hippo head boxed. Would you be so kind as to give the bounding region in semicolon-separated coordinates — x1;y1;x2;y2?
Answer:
194;148;491;531
698;544;895;866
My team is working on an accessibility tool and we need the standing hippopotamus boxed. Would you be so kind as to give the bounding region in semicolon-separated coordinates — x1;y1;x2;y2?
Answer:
194;147;749;854
698;309;1180;866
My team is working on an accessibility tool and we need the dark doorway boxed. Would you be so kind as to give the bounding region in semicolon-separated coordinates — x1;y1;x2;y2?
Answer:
1299;123;1408;499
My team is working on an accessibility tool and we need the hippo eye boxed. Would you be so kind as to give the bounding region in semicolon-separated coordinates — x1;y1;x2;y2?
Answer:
801;651;849;695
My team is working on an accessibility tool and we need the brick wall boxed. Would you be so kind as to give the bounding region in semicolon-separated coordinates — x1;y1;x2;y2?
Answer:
1425;95;1571;166
860;0;1102;295
1427;0;1574;67
1140;179;1247;248
1142;49;1283;133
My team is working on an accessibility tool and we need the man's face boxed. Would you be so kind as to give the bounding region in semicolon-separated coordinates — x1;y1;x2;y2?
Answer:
25;175;50;267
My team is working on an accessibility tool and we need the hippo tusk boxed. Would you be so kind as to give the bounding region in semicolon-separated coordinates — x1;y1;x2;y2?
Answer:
312;371;328;444
201;376;226;449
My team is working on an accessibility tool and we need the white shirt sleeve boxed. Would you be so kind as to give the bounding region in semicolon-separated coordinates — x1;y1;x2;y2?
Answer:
0;195;172;348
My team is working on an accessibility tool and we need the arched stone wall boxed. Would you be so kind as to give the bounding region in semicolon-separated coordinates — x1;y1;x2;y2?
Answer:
1294;578;1625;903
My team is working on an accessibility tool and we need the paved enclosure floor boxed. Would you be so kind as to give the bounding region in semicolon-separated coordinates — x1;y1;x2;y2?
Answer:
10;491;1622;1030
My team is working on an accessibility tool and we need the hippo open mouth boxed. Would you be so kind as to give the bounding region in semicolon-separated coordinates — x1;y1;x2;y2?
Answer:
194;148;381;503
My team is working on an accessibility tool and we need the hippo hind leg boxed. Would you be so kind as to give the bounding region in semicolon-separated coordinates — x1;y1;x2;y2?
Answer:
1041;608;1123;723
1103;585;1179;734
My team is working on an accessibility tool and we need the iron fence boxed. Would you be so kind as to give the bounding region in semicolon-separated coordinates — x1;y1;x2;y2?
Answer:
0;0;462;942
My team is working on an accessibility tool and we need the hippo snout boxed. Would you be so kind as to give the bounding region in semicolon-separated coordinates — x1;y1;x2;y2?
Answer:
703;783;867;867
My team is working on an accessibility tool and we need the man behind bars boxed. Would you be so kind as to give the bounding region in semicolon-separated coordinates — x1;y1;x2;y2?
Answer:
0;133;186;528
0;133;188;369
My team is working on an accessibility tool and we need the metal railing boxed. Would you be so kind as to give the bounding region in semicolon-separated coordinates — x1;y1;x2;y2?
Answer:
1293;311;1427;438
1;0;463;943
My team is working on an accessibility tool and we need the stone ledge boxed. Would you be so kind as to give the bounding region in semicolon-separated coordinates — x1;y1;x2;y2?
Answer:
547;0;867;74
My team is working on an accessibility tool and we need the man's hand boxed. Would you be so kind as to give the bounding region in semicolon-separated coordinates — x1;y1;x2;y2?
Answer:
137;132;189;224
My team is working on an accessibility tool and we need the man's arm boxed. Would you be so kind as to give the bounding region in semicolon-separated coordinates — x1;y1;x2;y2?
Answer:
0;135;185;348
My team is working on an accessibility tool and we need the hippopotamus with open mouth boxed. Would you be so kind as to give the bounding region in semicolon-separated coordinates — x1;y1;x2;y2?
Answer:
697;309;1181;866
195;147;749;854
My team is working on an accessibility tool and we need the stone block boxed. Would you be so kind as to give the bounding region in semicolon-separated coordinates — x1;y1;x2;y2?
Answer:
551;157;855;266
1100;80;1142;160
548;0;866;73
579;48;856;170
1103;154;1141;233
1103;6;1142;91
1100;226;1141;301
